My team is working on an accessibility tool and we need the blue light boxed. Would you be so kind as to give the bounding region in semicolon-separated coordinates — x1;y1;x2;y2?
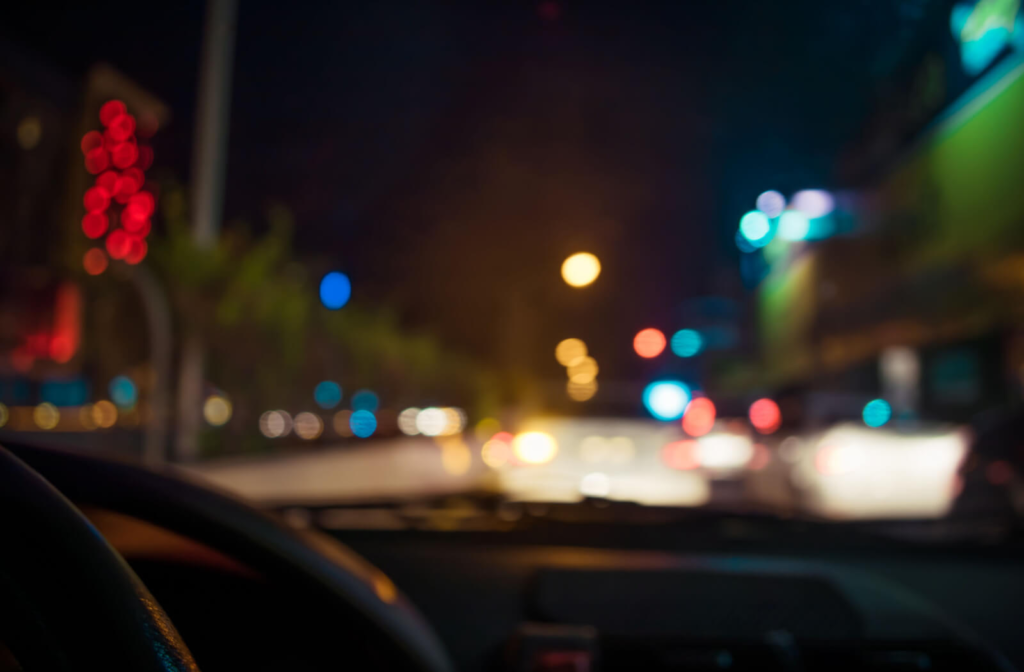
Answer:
314;381;342;409
739;210;771;246
778;211;811;241
319;272;351;310
642;381;691;421
951;2;1021;75
349;410;377;438
735;229;758;253
351;389;379;412
671;329;703;357
863;399;892;428
109;375;137;409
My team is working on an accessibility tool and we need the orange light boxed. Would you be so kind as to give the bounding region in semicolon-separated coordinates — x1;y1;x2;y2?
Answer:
662;440;699;470
682;398;716;437
633;328;666;358
749;398;781;434
83;248;108;275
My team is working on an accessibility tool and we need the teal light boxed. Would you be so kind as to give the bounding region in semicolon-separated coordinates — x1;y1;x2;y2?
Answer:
671;329;703;357
778;211;811;241
863;399;892;428
109;376;137;409
351;389;379;412
314;381;342;409
349;410;377;438
739;210;771;246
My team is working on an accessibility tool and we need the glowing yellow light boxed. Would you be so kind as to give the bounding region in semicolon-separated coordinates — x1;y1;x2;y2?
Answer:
561;252;601;288
513;431;558;465
398;408;420;435
260;410;291;438
371;572;398;604
440;407;465;436
438;437;472;475
92;400;117;428
34;403;59;430
17;116;42;150
333;410;353;437
555;338;588;366
482;438;513;468
203;395;232;426
0;403;8;428
474;417;501;441
567;378;598;401
79;404;98;430
294;412;323;440
567;356;598;384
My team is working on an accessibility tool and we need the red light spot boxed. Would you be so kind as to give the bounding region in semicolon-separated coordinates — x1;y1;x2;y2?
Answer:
82;212;108;239
110;142;138;169
136;145;154;170
113;175;140;203
662;440;699;470
83;186;110;212
987;460;1014;486
80;131;104;154
107;113;136;142
84;148;109;174
49;335;74;363
96;170;119;194
135;218;152;238
106;229;131;259
124;236;147;265
634;328;666;358
682;398;716;437
748;443;771;471
121;204;148;232
749;398;781;434
538;1;561;21
122;168;145;192
83;248;108;275
99;100;127;126
129;191;155;217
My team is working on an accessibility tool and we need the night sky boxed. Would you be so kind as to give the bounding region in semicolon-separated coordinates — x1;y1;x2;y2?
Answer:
4;0;943;389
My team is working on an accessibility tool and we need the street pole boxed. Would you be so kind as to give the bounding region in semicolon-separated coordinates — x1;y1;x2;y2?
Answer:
175;0;238;461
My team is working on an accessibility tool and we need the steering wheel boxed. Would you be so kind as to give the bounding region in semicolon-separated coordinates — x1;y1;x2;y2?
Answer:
0;445;200;671
4;441;453;672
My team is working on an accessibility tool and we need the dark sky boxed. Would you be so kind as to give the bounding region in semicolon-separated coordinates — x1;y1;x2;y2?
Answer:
3;0;947;391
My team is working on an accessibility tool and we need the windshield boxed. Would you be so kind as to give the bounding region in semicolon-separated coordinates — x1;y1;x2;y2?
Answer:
3;1;1024;532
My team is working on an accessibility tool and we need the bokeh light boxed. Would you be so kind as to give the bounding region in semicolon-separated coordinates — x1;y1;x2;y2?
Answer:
416;407;447;436
513;431;558;465
34;402;59;430
124;238;148;265
79;404;98;430
791;189;835;218
203;395;232;426
83;248;108;275
109;375;137;409
319;271;351;309
439;407;465;436
106;229;131;259
579;472;611;497
739;210;771;245
398;407;420;435
294;412;324;440
350;410;377;438
748;443;771;471
351;389;379;412
474;417;501;441
83;186;110;212
482;436;513;469
662;440;699;470
567;378;598;401
862;398;892;428
16;116;42;150
671;329;703;357
259;410;292;438
643;381;691;421
682;397;716;437
0;403;7;428
561;252;601;287
99;100;127;126
555;338;587;366
633;328;666;358
314;381;342;409
438;436;472;475
82;212;108;239
756;190;786;218
333;410;353;437
567;356;598;383
91;400;118;429
778;211;811;241
749;398;781;434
